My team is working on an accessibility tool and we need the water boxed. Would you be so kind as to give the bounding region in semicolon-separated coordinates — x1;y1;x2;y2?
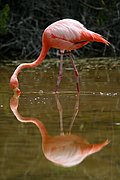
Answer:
0;58;120;179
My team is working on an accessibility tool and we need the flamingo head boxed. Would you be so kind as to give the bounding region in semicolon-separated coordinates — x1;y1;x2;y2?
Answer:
10;75;21;96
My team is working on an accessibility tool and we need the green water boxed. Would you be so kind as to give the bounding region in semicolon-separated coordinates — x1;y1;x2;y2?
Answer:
0;58;120;180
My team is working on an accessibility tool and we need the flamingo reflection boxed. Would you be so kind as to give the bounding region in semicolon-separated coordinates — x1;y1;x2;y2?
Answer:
10;93;109;167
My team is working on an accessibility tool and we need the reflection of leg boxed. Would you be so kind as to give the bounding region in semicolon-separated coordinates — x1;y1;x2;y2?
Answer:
55;93;64;135
55;50;64;92
69;52;80;92
68;93;80;133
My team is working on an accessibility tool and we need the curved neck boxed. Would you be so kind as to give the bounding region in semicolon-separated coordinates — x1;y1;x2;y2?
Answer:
14;45;49;77
15;111;48;140
10;96;48;140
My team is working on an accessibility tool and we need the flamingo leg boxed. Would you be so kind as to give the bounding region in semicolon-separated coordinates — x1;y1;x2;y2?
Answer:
68;93;80;133
69;53;80;92
55;50;64;92
55;93;64;135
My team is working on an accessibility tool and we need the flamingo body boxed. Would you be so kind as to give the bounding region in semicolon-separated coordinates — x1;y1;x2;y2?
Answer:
43;134;109;167
43;19;108;51
10;18;109;93
10;94;109;167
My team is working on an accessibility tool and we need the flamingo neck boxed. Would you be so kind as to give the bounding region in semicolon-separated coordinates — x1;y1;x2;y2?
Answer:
30;117;48;140
12;108;48;140
14;45;49;77
10;95;48;140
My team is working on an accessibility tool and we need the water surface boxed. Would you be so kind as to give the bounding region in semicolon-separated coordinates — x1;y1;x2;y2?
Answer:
0;58;120;180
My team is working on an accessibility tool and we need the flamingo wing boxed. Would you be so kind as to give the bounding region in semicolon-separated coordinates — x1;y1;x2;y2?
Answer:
44;19;90;51
43;19;109;51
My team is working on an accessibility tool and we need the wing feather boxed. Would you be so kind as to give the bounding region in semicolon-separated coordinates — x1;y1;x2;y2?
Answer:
45;19;86;43
43;19;109;50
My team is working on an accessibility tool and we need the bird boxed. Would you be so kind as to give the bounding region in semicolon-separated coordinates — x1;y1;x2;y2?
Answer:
10;93;109;167
10;18;109;94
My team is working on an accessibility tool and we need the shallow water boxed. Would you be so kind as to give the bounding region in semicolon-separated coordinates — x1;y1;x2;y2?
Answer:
0;58;120;180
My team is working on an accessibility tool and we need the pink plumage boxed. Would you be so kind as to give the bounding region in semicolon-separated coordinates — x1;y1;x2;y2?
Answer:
10;18;109;93
43;19;109;51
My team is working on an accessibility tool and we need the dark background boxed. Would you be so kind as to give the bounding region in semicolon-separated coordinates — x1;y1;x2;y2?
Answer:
0;0;120;59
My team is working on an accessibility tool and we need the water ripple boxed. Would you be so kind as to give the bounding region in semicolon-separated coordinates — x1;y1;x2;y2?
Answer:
22;90;120;97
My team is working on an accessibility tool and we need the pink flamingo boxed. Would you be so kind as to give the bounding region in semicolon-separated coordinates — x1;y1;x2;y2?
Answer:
10;19;109;93
10;93;109;167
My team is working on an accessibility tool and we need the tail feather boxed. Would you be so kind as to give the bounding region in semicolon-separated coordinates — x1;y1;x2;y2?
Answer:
89;139;110;155
91;32;110;45
81;30;110;45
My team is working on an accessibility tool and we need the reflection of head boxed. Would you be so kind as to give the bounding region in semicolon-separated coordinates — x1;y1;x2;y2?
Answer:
10;94;109;167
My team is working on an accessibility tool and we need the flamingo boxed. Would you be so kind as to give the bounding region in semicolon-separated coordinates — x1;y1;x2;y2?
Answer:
10;18;109;94
10;93;109;167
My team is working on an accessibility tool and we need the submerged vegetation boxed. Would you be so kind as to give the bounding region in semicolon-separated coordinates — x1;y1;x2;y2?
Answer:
0;0;120;59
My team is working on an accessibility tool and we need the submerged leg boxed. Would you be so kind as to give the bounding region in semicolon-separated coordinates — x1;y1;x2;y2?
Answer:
55;50;64;92
55;93;64;135
69;52;80;92
68;93;80;133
